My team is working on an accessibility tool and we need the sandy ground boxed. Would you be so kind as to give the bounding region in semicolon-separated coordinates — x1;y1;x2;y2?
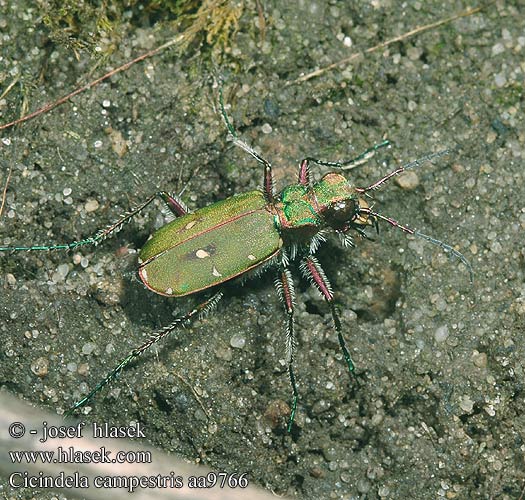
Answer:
1;1;524;498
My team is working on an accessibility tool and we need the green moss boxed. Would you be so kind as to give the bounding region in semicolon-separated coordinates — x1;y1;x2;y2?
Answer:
427;41;446;58
39;0;245;59
353;75;365;87
40;0;119;54
224;161;238;175
494;83;522;108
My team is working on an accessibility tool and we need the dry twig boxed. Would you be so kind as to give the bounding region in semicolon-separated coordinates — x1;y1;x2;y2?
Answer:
0;34;185;132
0;166;12;218
286;5;487;86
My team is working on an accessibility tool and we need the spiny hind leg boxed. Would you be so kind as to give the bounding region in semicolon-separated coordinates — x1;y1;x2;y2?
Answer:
65;290;224;416
0;191;187;253
300;255;357;379
274;264;299;432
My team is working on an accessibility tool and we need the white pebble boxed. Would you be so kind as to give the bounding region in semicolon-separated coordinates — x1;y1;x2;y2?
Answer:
491;43;505;56
494;73;507;87
261;123;272;134
82;342;96;355
84;199;99;212
434;325;449;343
230;334;246;349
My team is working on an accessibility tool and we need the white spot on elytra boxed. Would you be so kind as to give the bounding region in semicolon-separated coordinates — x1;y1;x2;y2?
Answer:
196;249;210;259
166;287;173;295
185;220;197;230
138;257;143;264
212;267;222;277
247;254;256;261
141;269;148;281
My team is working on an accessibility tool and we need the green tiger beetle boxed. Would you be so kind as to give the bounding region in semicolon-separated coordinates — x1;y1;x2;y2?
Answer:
0;98;472;431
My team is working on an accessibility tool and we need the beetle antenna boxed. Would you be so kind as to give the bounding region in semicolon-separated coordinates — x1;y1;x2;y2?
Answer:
356;149;451;193
361;208;473;283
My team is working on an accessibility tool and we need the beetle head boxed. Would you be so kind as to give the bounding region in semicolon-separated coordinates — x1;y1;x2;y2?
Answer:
324;194;376;233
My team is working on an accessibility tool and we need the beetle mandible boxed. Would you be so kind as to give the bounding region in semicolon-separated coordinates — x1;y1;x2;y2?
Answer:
0;95;472;430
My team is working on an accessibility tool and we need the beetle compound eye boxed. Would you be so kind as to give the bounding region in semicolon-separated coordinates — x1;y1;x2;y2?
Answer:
330;199;359;222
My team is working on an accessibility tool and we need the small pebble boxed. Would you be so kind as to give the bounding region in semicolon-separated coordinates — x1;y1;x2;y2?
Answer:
263;399;289;428
31;357;49;377
261;123;273;134
107;127;128;157
494;73;507;87
395;171;420;190
434;325;449;343
491;43;505;56
57;263;69;278
357;478;372;493
77;363;90;376
459;395;474;413
492;460;503;471
378;485;390;497
81;342;96;355
85;199;99;213
472;351;488;368
230;334;246;349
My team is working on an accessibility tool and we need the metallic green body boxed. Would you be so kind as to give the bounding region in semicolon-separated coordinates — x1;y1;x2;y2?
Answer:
139;191;282;296
279;184;321;228
139;174;360;297
313;173;355;207
274;173;358;238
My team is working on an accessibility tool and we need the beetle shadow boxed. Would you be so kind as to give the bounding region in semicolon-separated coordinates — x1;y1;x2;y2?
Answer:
119;262;190;338
308;238;403;323
115;251;284;417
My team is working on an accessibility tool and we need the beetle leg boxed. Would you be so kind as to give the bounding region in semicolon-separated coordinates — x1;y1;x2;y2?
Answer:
231;137;275;203
302;139;390;172
65;290;224;416
297;159;310;186
300;256;357;379
157;191;189;217
274;266;298;431
88;191;191;242
218;89;275;202
0;191;185;253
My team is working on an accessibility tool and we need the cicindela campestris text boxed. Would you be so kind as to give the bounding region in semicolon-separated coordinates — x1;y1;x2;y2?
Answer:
0;98;473;431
